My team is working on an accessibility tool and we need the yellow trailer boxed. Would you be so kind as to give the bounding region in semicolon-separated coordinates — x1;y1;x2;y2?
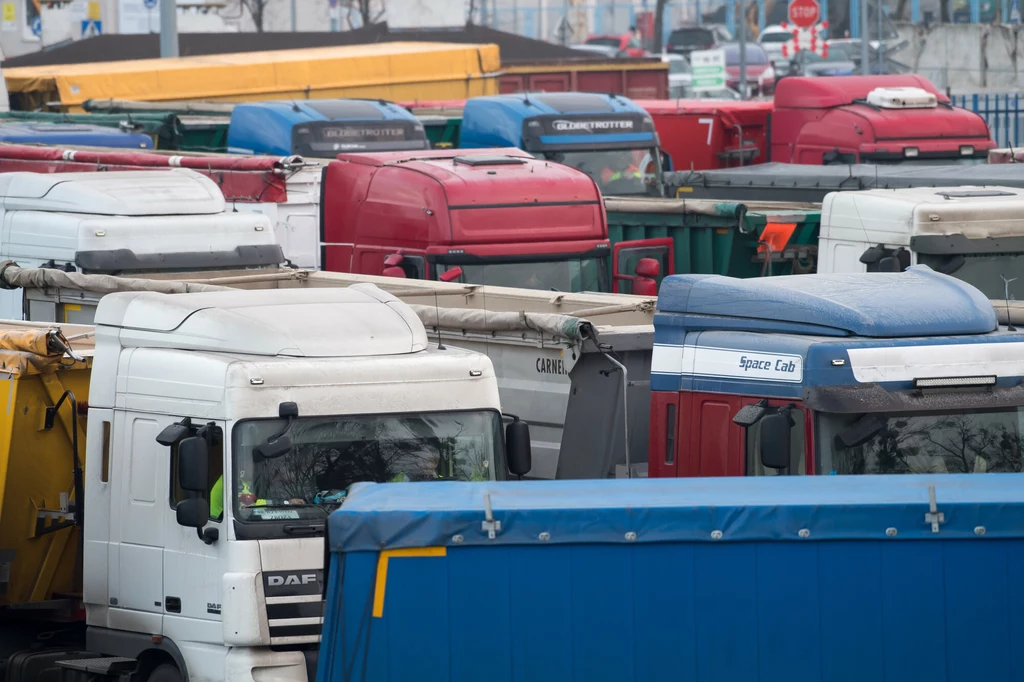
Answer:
0;322;92;613
5;42;501;112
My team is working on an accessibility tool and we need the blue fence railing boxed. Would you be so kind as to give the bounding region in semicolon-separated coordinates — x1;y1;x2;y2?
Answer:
952;93;1022;149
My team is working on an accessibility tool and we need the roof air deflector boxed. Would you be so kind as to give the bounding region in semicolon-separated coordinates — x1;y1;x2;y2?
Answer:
452;155;529;167
936;189;1016;199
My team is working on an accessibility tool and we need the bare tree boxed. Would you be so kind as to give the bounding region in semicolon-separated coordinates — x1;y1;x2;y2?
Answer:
239;0;270;32
338;0;385;27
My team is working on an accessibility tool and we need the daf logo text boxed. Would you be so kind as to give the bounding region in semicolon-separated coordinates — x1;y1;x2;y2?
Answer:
268;573;318;586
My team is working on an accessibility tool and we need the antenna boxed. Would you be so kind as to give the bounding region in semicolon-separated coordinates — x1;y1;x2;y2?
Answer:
433;292;446;350
1001;274;1017;331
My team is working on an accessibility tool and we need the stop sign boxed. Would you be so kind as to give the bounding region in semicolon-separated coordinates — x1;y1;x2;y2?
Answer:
788;0;820;29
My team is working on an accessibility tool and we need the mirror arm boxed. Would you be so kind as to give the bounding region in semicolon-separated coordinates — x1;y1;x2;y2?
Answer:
197;526;218;545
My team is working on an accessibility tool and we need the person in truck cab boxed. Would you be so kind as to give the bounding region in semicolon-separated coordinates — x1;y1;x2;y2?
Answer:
209;468;304;518
600;158;643;186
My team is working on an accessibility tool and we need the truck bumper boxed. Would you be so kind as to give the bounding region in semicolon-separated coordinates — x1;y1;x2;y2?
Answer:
225;647;313;682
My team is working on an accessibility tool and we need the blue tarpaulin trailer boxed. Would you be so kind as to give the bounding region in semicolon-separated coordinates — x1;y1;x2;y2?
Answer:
319;475;1024;682
0;121;153;149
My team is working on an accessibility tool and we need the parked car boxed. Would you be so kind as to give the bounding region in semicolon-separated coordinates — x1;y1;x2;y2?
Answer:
661;53;693;95
665;24;732;57
759;24;794;76
723;42;776;96
584;33;648;58
787;46;857;78
670;84;744;100
571;43;623;58
826;38;909;74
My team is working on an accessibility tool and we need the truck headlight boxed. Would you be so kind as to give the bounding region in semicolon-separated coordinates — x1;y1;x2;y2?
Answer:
960;145;975;156
904;147;919;158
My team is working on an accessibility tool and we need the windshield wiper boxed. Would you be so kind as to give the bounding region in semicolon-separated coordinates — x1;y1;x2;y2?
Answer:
283;523;325;536
244;502;328;515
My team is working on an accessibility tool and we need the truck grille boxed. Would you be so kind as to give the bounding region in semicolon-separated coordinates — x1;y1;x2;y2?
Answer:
263;570;324;643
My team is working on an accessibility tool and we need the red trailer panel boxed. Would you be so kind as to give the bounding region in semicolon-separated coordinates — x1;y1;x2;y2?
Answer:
636;99;773;171
0;144;293;202
500;61;668;100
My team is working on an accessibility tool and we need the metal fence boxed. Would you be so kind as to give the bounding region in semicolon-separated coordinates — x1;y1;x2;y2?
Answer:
470;1;714;45
952;92;1023;149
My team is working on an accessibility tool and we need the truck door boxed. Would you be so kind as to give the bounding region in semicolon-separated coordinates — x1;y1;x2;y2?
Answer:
162;422;227;639
111;412;169;625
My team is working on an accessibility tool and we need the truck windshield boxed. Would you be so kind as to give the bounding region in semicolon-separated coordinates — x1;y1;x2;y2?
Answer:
545;148;660;196
816;408;1024;475
231;410;503;522
917;252;1024;299
438;257;609;292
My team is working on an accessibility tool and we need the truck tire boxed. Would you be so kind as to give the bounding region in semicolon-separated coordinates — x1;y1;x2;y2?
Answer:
146;663;183;682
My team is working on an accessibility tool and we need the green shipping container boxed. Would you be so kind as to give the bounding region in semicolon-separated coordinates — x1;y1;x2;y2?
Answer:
0;110;231;152
419;115;461;149
604;197;820;290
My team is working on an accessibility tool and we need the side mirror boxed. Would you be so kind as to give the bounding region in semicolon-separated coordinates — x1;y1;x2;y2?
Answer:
505;416;532;477
157;419;191;447
382;266;407;278
439;266;464;283
758;412;792;470
176;497;210;529
659;149;673;172
256;433;293;460
634;257;661;278
877;256;901;272
733;399;768;427
934;254;966;275
835;414;886;449
177;436;210;492
859;244;885;265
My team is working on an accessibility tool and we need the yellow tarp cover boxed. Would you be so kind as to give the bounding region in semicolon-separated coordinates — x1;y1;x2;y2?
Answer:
5;42;501;112
0;329;65;375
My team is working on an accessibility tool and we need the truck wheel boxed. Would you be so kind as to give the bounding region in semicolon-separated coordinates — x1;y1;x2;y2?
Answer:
147;663;183;682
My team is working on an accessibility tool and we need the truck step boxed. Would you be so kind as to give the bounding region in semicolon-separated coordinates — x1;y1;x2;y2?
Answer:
5;650;101;682
57;657;136;682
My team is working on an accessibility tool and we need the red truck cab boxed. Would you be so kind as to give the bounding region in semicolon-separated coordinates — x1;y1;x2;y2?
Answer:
770;75;994;165
321;147;617;291
636;99;773;170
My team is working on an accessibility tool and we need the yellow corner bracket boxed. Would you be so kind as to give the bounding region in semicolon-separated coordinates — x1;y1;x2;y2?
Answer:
372;546;447;618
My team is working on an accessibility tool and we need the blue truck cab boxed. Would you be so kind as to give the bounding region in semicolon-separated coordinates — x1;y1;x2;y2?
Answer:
0;122;153;149
227;99;431;158
319;475;1024;682
648;265;1024;478
459;92;669;197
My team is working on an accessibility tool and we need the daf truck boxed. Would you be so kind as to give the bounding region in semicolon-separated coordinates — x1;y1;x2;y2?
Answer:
0;285;532;682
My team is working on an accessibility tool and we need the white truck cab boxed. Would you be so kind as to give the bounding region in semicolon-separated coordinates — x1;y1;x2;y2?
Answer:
818;185;1024;300
0;169;284;320
79;284;525;682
